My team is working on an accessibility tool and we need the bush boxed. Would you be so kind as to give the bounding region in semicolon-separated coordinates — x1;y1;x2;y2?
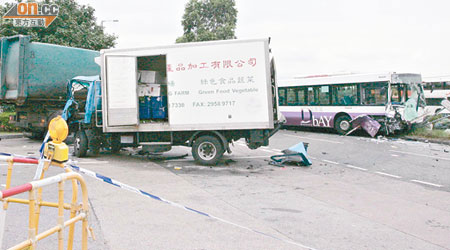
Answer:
0;112;20;132
0;104;15;112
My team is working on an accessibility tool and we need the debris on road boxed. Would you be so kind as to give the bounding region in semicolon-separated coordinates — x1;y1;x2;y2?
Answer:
269;142;312;167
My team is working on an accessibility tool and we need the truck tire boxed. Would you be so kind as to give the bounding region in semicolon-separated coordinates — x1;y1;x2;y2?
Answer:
110;134;121;154
334;115;352;135
73;131;88;157
192;136;224;165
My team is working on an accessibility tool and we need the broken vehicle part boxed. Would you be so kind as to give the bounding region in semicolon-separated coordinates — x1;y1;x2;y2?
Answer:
346;115;381;137
269;142;311;167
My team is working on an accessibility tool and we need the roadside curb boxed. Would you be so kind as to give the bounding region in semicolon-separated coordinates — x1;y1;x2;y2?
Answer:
0;133;24;140
402;136;450;146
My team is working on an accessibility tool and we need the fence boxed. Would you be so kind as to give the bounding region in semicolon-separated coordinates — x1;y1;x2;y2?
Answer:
0;155;91;250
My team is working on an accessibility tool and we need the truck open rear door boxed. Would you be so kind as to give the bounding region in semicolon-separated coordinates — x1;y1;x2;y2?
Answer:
105;55;139;126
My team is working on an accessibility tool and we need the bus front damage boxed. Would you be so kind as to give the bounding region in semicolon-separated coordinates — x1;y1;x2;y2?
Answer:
383;74;427;134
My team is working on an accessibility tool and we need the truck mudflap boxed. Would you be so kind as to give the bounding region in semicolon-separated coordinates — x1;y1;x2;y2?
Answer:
246;122;283;149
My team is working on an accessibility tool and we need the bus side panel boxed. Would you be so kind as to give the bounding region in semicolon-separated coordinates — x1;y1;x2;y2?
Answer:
281;107;386;128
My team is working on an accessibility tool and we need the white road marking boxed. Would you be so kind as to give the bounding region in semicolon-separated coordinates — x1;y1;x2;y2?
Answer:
75;161;109;164
391;154;399;157
283;134;343;144
233;155;272;159
345;164;367;171
323;160;339;165
260;149;274;153
0;163;34;166
410;180;443;188
375;171;402;179
390;150;450;161
271;148;283;152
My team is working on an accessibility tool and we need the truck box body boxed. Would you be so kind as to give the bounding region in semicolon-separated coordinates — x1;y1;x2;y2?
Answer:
100;38;274;132
0;35;100;104
0;35;100;134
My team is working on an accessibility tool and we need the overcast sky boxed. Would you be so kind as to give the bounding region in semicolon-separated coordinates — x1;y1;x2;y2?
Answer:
5;0;450;79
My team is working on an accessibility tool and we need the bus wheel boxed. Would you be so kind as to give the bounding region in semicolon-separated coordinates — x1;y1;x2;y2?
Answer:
192;135;224;165
334;115;352;135
73;131;88;157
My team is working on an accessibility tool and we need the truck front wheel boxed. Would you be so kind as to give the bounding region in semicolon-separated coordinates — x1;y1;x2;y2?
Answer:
192;136;224;165
73;131;88;157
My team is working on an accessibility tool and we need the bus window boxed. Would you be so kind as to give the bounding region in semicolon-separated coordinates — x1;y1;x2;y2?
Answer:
318;86;330;105
426;98;444;106
361;82;388;105
287;87;296;106
332;84;358;105
286;87;307;106
297;88;307;105
278;88;286;106
391;84;408;103
307;87;316;105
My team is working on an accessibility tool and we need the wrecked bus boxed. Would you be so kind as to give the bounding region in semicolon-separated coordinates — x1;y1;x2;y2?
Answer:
422;75;450;114
278;72;426;135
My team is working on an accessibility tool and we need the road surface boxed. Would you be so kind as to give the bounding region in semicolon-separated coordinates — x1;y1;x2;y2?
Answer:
1;129;449;249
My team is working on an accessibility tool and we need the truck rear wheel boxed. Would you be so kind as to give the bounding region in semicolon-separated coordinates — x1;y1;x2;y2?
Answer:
192;136;224;165
73;131;88;157
110;134;121;153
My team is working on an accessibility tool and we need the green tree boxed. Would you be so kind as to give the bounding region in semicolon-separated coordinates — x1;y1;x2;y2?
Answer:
176;0;237;43
0;0;117;50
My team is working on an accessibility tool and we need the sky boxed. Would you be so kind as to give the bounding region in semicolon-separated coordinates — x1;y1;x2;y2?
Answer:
4;0;450;79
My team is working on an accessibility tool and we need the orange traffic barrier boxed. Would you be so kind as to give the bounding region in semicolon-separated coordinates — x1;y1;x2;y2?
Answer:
0;155;92;250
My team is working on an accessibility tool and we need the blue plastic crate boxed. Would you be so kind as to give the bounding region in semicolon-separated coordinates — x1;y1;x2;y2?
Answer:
150;96;167;119
139;97;152;119
152;109;167;119
150;96;167;109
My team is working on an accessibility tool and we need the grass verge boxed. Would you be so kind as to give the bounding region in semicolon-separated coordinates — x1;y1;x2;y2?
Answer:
408;127;450;140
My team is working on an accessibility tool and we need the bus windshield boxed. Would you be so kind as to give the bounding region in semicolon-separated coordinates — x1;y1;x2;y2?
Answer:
391;83;410;104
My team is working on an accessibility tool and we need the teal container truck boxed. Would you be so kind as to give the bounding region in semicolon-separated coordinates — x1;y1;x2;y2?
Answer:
0;35;100;137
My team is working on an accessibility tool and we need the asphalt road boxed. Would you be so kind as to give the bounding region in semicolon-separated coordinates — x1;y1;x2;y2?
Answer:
0;129;449;250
